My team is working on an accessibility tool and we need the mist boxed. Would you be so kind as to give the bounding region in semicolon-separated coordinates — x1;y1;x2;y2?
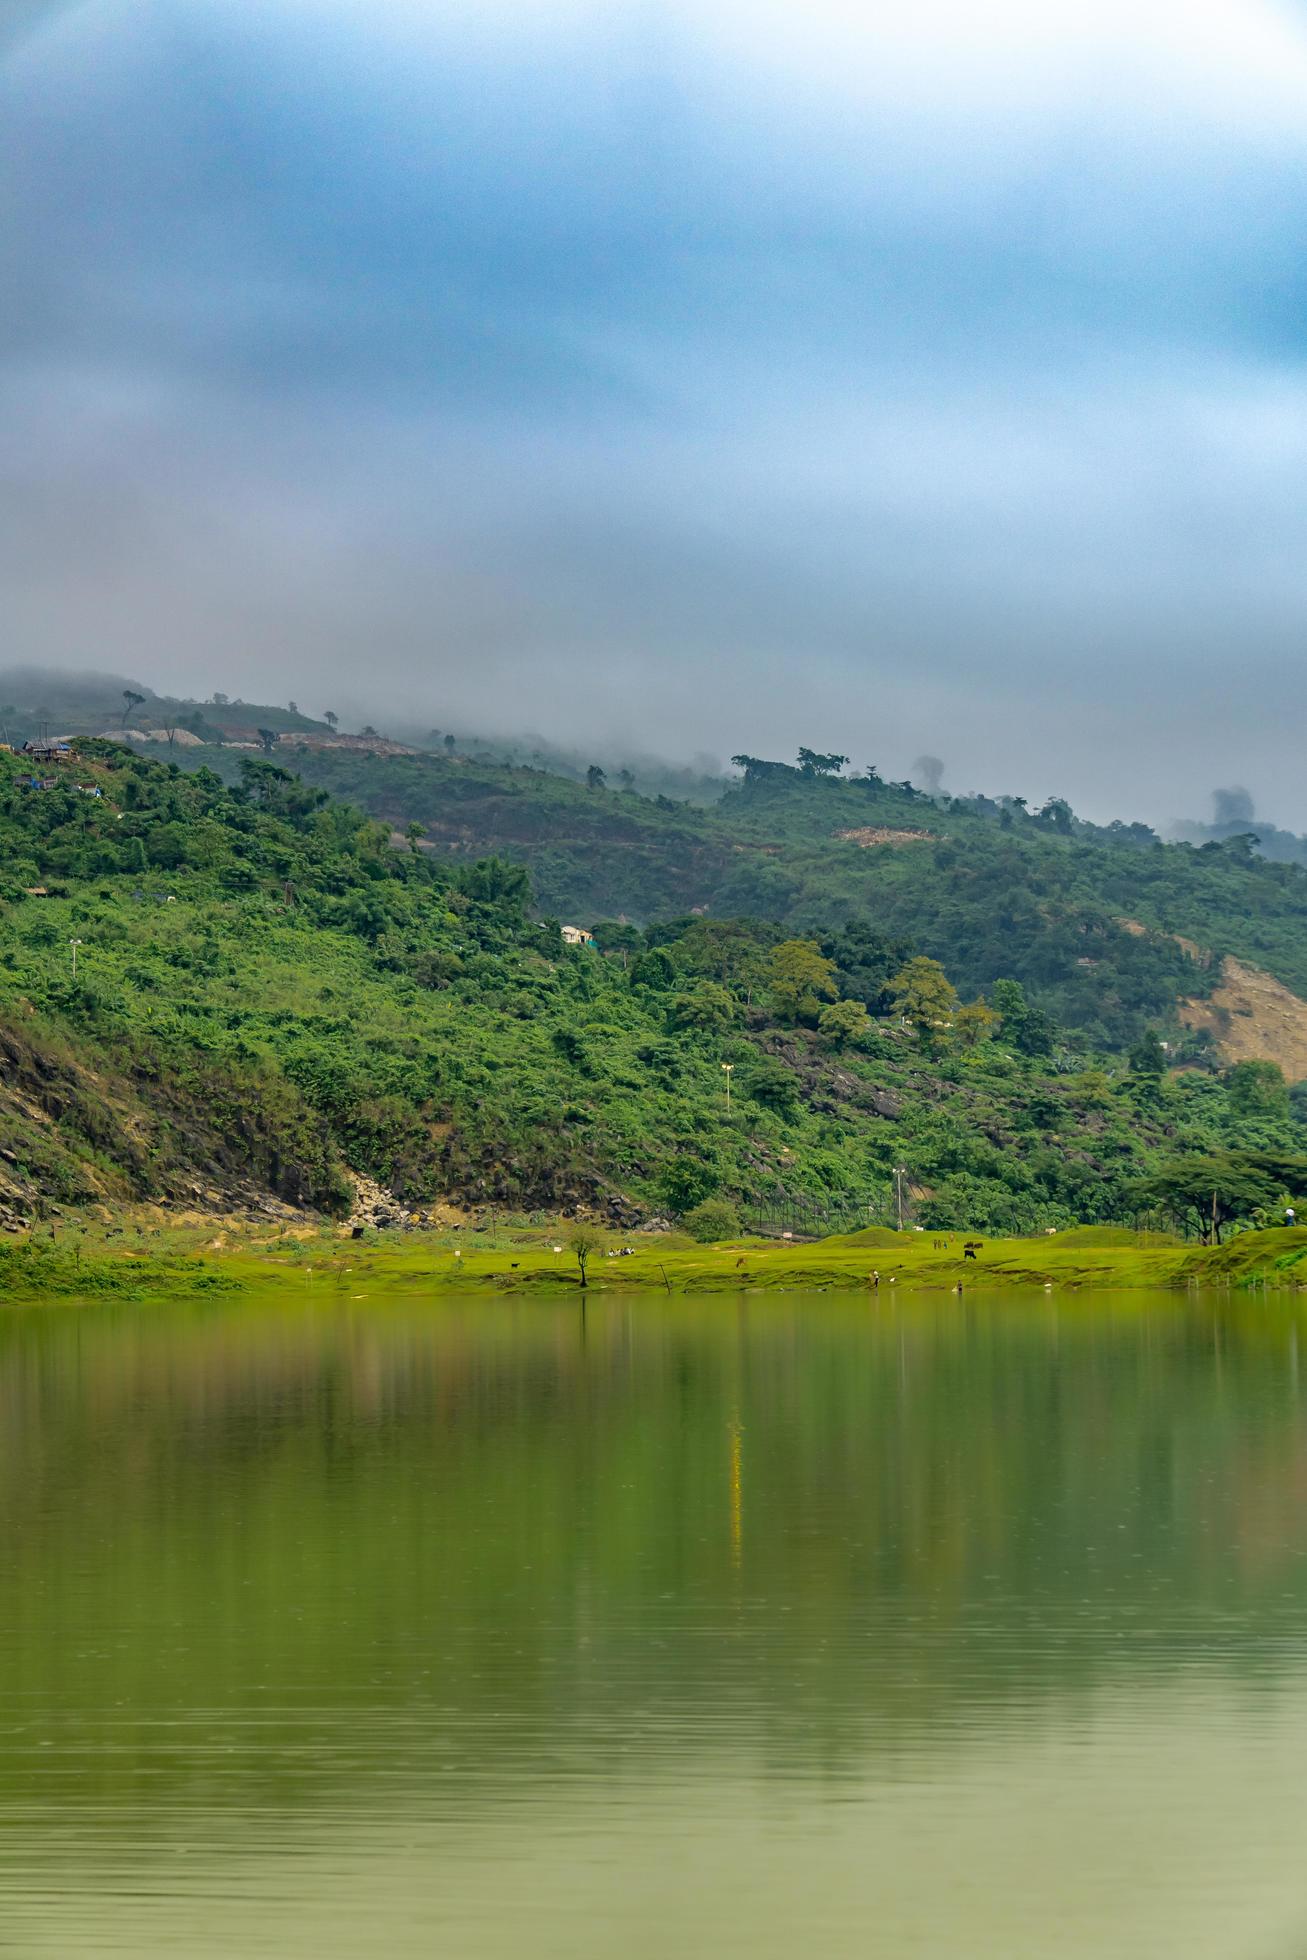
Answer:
6;1;1307;827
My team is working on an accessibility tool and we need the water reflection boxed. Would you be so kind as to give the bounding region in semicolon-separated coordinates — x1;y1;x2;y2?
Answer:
1;1293;1307;1954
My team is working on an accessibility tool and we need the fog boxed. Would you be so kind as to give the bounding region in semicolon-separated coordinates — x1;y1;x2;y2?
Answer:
5;1;1307;827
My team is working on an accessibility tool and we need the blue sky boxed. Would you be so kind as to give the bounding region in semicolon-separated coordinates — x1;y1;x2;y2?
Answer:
5;0;1307;823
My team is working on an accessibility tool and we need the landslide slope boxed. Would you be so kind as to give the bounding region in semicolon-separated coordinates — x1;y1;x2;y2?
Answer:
1181;958;1307;1084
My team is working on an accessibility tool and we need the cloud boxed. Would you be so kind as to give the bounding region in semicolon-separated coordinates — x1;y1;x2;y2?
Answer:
4;0;1307;825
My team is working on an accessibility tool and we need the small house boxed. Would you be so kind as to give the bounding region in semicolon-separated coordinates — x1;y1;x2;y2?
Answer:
561;925;595;947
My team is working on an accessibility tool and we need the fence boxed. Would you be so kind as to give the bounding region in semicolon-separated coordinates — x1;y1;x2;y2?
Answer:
745;1188;882;1240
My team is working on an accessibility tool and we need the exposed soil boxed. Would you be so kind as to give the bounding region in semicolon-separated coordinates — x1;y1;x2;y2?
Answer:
835;827;935;848
1180;956;1307;1083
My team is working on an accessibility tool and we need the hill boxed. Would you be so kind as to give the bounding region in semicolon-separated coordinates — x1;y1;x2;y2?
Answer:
159;740;1307;1057
0;667;331;750
2;740;1306;1237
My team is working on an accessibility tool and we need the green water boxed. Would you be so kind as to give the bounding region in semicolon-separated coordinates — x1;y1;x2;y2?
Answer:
3;1292;1307;1956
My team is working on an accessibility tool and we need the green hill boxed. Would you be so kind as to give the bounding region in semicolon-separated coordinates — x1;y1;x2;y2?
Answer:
185;741;1307;1055
1;739;1305;1237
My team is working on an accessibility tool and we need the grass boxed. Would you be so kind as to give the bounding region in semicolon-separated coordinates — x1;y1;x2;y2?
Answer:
14;1216;1307;1302
0;1215;1234;1299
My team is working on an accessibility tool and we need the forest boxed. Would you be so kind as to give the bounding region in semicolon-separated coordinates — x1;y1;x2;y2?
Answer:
2;736;1306;1239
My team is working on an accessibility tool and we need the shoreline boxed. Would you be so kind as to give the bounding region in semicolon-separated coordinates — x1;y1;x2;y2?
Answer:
5;1223;1307;1301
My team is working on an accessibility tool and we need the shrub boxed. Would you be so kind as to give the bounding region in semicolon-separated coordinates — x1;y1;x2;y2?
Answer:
683;1198;741;1242
659;1156;720;1214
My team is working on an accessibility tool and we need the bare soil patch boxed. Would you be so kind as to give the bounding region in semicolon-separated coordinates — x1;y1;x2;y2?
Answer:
1181;957;1307;1082
836;827;935;848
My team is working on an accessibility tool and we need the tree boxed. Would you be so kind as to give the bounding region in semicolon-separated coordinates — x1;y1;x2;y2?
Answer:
323;710;338;731
616;767;635;791
586;765;607;791
444;734;456;752
767;939;838;1024
730;754;794;786
630;947;677;991
818;999;871;1047
405;821;426;856
570;1227;599;1289
590;920;642;961
1226;1060;1290;1119
360;725;379;739
1036;797;1074;834
796;748;848;777
1132;1152;1281;1243
744;1056;800;1117
680;919;770;996
953;998;1000;1048
669;984;736;1033
462;857;531;911
992;978;1055;1058
889;956;958;1050
1129;1030;1166;1078
121;689;145;728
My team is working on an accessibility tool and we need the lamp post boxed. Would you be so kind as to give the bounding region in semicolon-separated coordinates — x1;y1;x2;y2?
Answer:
721;1061;734;1115
69;937;84;981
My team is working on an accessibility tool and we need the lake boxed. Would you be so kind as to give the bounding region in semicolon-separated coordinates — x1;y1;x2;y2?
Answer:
2;1290;1307;1956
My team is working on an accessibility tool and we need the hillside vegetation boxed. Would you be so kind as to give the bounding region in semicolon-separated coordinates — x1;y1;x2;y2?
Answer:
3;740;1307;1238
205;741;1307;1054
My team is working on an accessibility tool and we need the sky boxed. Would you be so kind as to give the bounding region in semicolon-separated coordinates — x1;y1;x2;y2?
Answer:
4;0;1307;825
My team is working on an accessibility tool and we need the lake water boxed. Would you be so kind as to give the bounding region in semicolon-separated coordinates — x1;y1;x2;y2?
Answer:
3;1291;1307;1956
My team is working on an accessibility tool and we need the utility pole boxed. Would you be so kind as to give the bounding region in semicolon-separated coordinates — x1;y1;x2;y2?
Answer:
721;1061;734;1115
894;1166;907;1231
69;937;84;981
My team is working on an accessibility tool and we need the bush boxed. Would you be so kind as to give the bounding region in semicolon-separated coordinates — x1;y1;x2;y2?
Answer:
683;1198;741;1242
659;1156;720;1214
744;1055;800;1116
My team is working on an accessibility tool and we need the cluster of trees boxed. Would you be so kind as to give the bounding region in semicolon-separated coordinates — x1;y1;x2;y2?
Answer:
1133;1146;1307;1243
227;736;1307;1057
4;741;1307;1238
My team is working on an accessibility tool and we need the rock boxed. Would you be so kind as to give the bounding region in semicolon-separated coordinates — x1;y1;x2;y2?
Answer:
865;1088;903;1119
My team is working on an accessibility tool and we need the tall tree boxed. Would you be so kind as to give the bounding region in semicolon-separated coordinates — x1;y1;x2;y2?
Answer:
889;957;958;1050
767;940;838;1023
796;748;849;777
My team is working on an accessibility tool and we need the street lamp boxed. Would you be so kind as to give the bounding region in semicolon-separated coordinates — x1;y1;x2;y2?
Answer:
69;938;84;980
721;1061;734;1114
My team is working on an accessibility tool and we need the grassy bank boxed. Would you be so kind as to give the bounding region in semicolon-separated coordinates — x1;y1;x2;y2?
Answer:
11;1219;1307;1302
11;1218;1298;1299
0;1237;242;1300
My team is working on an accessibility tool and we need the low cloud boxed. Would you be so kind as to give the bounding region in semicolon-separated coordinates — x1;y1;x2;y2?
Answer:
5;1;1307;825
